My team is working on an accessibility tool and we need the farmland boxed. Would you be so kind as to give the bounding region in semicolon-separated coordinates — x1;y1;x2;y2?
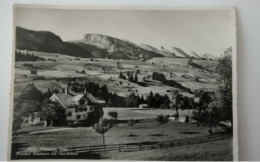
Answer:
14;51;219;100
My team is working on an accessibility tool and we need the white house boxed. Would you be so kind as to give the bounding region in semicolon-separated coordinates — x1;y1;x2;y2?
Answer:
49;90;105;123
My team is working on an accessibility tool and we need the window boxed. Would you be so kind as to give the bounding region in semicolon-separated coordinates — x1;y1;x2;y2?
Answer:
67;112;72;117
77;115;81;119
84;108;87;111
80;100;85;105
90;107;94;111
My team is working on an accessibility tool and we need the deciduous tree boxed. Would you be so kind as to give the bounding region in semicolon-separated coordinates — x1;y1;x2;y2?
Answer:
128;118;135;136
156;114;169;135
217;47;233;124
108;111;118;127
93;118;113;146
42;101;66;126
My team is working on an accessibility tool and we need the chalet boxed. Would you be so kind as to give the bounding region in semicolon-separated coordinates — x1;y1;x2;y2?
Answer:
49;88;105;123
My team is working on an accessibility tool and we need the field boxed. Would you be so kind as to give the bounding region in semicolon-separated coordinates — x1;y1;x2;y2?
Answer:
110;137;233;161
13;117;223;150
12;108;230;161
14;51;219;100
103;107;193;120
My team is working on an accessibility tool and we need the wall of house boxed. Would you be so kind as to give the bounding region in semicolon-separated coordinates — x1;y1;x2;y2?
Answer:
66;105;96;122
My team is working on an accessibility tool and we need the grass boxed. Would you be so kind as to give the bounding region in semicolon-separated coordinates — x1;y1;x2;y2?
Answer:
103;107;157;120
15;124;60;135
103;107;193;120
110;137;233;161
12;119;223;149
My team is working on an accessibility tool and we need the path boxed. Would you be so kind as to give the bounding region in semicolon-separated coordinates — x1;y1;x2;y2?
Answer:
29;128;73;134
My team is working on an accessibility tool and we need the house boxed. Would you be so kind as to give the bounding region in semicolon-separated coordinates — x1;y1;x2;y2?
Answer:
49;88;105;124
139;104;148;109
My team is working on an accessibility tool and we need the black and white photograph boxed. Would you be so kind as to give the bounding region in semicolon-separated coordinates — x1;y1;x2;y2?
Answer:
9;5;237;161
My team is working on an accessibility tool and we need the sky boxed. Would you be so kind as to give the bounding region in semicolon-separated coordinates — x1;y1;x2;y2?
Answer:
14;7;236;57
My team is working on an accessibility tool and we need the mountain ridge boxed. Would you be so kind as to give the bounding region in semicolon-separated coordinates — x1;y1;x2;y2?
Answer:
15;26;218;60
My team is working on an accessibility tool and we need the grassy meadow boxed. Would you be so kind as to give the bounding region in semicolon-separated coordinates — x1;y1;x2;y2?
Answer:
13;114;223;149
110;137;233;161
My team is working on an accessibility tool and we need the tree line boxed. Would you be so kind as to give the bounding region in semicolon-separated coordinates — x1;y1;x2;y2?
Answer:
119;70;139;83
188;59;212;73
152;72;193;94
15;51;44;62
69;80;171;109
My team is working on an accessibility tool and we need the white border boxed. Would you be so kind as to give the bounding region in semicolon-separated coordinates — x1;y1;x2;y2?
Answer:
1;0;260;161
8;5;238;161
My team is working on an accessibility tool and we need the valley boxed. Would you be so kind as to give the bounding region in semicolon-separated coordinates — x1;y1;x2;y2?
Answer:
14;50;219;102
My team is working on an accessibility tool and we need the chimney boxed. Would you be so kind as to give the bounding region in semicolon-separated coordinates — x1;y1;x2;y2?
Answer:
65;83;69;94
64;87;67;94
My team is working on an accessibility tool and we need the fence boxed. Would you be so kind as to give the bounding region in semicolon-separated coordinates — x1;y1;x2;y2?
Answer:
37;133;231;157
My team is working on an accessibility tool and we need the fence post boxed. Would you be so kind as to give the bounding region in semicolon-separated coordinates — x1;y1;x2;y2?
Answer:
57;147;60;154
139;144;141;150
118;145;121;152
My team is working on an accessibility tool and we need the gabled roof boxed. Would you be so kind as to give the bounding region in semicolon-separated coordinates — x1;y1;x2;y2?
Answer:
72;94;84;102
50;92;105;107
54;93;75;107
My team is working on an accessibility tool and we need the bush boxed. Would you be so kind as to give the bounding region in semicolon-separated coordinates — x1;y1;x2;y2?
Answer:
31;69;37;75
83;109;104;126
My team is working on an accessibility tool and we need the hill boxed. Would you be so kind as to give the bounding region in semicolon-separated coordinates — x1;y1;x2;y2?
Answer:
16;27;106;58
140;44;176;57
72;34;164;60
171;47;191;58
201;53;219;60
190;50;202;59
16;27;163;60
16;26;217;61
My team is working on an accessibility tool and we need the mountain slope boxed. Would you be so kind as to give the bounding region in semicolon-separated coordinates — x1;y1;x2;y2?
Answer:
17;27;211;60
140;44;176;57
16;27;164;60
171;47;191;58
190;50;202;59
201;53;218;60
16;27;107;58
73;34;164;60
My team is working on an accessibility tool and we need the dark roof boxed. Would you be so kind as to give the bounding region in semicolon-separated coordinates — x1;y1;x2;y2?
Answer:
72;94;84;102
53;92;105;107
55;93;75;107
